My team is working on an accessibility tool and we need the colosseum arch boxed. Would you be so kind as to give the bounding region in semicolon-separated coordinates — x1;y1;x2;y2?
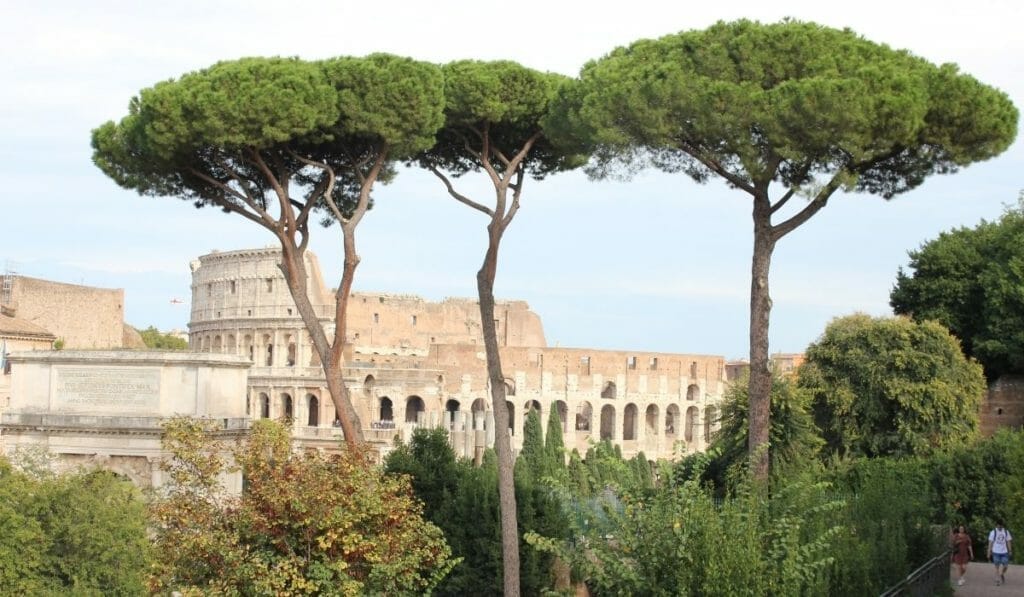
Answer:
645;404;659;436
364;375;375;396
623;403;638;441
244;335;253;361
685;406;699;443
226;334;236;354
506;401;516;434
405;396;425;424
471;398;487;414
504;379;516;396
600;405;616;440
704;405;718;443
686;384;700;401
576;401;593;432
307;394;319;426
524;399;541;414
445;399;460;414
665;404;679;436
281;393;293;422
286;336;296;366
379;396;393;422
554;400;568;433
259;392;270;419
601;381;617;399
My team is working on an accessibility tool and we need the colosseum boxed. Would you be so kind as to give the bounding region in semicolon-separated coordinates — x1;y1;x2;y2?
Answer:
189;247;726;460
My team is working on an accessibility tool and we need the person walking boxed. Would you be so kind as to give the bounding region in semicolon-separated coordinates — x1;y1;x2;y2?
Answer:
953;525;974;586
987;520;1013;586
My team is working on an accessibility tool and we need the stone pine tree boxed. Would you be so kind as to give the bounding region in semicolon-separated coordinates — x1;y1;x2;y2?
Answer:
92;56;445;447
553;19;1018;480
415;60;585;596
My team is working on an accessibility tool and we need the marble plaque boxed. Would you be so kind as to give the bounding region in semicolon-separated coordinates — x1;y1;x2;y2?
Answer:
55;367;160;412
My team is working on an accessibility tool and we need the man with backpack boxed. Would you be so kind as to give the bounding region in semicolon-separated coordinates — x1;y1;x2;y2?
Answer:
988;521;1013;586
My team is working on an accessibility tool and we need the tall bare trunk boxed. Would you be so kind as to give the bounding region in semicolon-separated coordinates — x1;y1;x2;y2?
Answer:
278;239;362;448
748;195;775;482
478;222;521;597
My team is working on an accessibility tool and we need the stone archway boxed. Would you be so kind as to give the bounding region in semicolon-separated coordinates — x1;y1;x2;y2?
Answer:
307;394;319;426
665;404;679;436
685;406;699;443
576;401;593;432
645;404;659;436
623;403;638;440
600;404;616;441
405;396;425;424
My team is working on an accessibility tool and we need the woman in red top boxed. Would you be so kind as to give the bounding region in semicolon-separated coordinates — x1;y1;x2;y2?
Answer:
953;525;974;586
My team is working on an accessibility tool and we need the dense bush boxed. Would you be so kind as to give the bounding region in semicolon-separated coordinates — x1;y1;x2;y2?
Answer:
0;457;151;593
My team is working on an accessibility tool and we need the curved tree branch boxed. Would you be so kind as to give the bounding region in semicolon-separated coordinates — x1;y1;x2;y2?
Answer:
427;165;494;217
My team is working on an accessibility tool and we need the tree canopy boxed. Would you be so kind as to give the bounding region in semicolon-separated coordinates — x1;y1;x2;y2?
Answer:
0;458;151;593
891;196;1024;380
798;314;986;458
554;18;1018;479
136;325;188;350
93;54;446;445
151;418;455;594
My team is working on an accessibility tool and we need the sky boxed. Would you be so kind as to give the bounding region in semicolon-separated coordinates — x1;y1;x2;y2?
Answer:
1;0;1021;361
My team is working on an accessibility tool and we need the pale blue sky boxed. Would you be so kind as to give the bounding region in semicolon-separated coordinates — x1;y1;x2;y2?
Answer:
2;0;1021;360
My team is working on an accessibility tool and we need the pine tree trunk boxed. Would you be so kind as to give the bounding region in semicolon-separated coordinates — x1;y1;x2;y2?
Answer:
477;222;521;597
748;197;775;482
278;238;362;448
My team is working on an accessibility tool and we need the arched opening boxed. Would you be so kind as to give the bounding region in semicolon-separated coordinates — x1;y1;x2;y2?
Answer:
405;395;425;424
446;399;460;414
227;334;235;354
264;334;273;366
645;404;659;436
379;397;393;424
704;405;718;443
623;403;638;440
201;336;210;352
244;335;253;362
555;400;569;433
259;393;270;419
506;401;515;433
600;405;616;441
471;398;488;414
576;401;593;432
685;406;699;442
307;395;319;426
686;384;699;401
601;381;617;399
364;375;375;396
281;393;293;422
665;404;679;436
524;400;541;414
286;340;296;366
505;379;516;397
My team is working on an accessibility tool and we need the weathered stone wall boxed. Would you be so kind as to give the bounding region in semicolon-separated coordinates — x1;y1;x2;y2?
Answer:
9;276;125;349
980;375;1024;436
189;248;547;355
1;350;251;491
188;247;727;460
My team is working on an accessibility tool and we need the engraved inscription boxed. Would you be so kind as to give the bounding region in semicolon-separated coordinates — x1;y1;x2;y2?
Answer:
55;367;160;412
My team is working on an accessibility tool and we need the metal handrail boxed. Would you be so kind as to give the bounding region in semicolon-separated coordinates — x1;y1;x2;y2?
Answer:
878;548;952;597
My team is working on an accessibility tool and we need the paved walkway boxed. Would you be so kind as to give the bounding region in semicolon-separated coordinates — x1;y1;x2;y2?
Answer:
951;563;1024;595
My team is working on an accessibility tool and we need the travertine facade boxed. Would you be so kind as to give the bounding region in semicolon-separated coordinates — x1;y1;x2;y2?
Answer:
189;248;726;460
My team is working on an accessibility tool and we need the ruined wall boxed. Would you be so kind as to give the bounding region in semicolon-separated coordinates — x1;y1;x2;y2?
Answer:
189;248;547;356
8;276;124;349
188;247;725;460
980;375;1024;436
